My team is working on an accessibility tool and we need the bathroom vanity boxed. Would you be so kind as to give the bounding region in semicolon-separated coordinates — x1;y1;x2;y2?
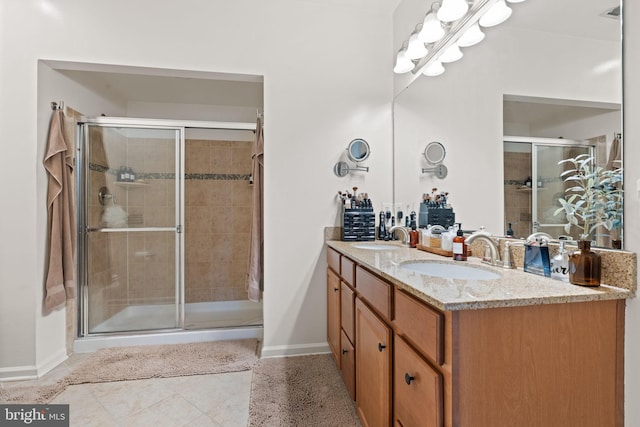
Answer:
326;240;635;427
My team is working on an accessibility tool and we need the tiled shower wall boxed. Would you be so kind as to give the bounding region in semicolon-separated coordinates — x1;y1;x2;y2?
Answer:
184;139;252;303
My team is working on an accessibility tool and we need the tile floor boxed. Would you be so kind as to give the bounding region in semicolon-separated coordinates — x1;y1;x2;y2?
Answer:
1;353;252;427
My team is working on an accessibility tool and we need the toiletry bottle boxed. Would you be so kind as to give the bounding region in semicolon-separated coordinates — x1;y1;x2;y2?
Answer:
409;225;419;248
525;176;532;187
441;226;454;252
409;212;419;248
453;223;467;261
378;211;386;240
506;222;514;237
550;240;570;282
421;225;431;247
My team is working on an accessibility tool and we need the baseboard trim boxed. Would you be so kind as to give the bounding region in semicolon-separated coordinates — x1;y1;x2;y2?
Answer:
260;342;330;358
37;348;68;378
0;365;38;382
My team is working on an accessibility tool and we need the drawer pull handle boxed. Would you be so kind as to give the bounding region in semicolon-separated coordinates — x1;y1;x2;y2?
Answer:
378;343;386;352
405;373;415;385
342;349;348;355
334;287;339;292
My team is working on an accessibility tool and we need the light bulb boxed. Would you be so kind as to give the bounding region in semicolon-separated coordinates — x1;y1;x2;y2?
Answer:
418;11;445;44
457;22;485;47
437;0;469;23
406;33;428;60
423;60;445;77
439;43;463;63
479;0;512;27
394;50;415;74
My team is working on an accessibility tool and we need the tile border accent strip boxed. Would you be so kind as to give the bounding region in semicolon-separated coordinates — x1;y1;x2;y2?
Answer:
88;163;250;181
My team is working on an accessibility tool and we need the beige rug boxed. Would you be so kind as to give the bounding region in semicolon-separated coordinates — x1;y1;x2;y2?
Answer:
0;339;259;404
248;354;362;427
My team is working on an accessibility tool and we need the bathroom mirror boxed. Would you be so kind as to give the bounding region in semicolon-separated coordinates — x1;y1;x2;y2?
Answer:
392;0;623;248
424;141;446;164
347;138;371;163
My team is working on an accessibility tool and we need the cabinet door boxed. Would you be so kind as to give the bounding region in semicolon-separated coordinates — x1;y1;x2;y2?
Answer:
341;329;356;401
327;268;341;367
341;282;355;342
356;298;392;427
394;336;443;427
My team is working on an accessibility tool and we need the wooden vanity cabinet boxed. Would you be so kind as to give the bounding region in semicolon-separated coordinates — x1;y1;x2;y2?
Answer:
326;247;624;427
356;298;392;427
394;336;443;427
326;267;341;366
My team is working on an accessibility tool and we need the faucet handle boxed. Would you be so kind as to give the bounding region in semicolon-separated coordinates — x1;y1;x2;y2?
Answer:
501;241;516;269
482;244;493;263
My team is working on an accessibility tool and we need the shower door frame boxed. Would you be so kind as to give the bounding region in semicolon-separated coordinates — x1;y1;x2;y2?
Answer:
503;136;595;237
77;117;256;338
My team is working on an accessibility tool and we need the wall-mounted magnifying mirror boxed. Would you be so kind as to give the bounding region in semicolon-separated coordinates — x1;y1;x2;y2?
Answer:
334;138;370;177
422;141;448;178
423;141;446;164
333;161;350;177
347;138;371;163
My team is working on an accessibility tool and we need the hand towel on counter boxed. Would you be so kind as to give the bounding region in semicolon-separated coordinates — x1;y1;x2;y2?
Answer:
43;110;76;311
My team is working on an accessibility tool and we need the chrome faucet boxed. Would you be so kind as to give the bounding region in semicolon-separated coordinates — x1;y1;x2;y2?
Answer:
389;225;410;245
466;231;518;269
465;232;501;266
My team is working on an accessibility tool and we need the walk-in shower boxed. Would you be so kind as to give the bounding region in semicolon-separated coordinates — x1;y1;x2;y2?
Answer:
75;117;262;351
503;136;595;240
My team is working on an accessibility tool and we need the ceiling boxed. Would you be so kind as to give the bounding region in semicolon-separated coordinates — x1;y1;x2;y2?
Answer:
54;0;621;108
504;0;621;42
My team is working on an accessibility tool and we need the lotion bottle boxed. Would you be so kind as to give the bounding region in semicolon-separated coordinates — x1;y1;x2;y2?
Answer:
452;223;467;261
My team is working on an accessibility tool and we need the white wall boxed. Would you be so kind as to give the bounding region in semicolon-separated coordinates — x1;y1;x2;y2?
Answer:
393;26;620;233
0;0;393;376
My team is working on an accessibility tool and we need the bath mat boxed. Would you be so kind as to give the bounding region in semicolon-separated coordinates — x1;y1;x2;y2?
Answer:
248;353;361;427
0;338;259;404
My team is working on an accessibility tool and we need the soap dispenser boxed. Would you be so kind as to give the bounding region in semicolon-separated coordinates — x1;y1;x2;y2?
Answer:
409;211;419;248
452;223;467;261
550;240;570;282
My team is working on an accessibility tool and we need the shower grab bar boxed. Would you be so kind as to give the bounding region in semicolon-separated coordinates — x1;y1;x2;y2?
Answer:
87;226;180;233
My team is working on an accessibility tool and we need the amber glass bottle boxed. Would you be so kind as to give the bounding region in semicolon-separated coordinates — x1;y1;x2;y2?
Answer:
568;240;601;286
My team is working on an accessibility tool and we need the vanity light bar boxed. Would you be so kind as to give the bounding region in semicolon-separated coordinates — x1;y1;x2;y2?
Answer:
394;0;526;77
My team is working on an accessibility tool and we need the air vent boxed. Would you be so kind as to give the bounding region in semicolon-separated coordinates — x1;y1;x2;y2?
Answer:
600;5;621;19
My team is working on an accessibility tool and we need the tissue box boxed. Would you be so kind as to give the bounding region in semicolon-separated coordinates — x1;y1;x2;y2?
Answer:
523;243;551;277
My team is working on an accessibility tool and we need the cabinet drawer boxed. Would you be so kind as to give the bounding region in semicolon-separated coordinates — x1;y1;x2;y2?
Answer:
394;289;444;365
340;329;356;401
340;256;355;286
341;282;355;343
394;336;443;427
356;266;391;321
327;247;340;274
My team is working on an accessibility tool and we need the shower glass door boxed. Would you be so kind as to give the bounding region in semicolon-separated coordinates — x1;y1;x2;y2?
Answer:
79;121;183;335
532;144;592;238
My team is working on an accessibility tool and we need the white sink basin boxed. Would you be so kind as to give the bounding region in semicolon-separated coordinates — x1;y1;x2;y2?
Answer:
352;243;401;250
400;261;501;280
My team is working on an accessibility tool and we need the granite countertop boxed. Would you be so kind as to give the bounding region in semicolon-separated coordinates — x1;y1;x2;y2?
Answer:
326;240;634;311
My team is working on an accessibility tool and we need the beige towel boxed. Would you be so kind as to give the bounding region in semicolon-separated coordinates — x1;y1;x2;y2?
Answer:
606;134;621;170
246;117;264;302
43;110;76;311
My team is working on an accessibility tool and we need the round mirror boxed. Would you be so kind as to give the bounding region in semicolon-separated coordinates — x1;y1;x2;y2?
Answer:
333;161;350;177
347;138;371;163
424;141;446;164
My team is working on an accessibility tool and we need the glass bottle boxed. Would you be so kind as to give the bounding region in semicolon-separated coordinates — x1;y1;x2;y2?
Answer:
550;241;569;282
568;240;601;286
